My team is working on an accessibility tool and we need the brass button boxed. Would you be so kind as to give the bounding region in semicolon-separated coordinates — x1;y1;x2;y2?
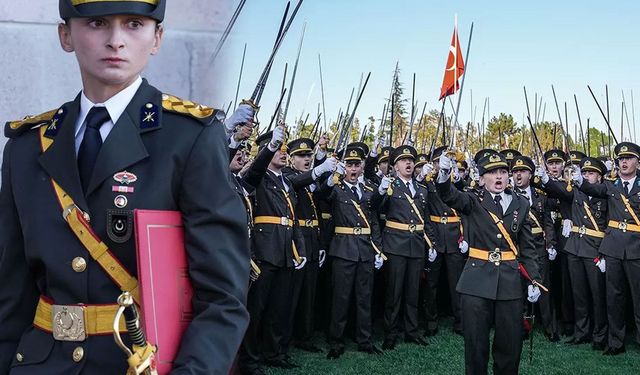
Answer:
72;257;87;273
72;346;84;362
16;353;24;362
494;248;500;252
497;234;503;239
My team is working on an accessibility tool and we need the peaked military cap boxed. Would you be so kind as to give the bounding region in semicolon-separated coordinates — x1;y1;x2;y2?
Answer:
544;149;566;163
342;143;365;162
256;131;275;150
477;152;509;176
456;160;468;171
581;157;606;175
430;146;448;162
390;145;417;164
568;150;587;165
287;138;314;156
350;141;370;157
510;155;535;173
499;149;522;162
60;0;166;22
473;148;498;164
415;154;429;168
614;142;640;159
378;146;393;164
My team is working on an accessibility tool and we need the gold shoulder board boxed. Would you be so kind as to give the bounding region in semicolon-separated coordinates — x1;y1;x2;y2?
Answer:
161;94;217;120
5;108;58;138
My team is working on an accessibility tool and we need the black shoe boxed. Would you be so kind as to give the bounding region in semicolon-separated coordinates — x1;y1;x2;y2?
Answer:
424;328;439;337
592;342;606;351
358;344;384;355
265;358;298;369
545;333;560;342
326;347;345;360
603;346;626;356
405;336;429;346
381;339;397;350
295;342;323;353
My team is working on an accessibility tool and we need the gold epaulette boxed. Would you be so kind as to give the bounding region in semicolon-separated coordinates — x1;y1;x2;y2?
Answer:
363;184;374;192
605;175;616;182
5;109;58;138
535;188;546;196
416;182;428;189
161;94;218;120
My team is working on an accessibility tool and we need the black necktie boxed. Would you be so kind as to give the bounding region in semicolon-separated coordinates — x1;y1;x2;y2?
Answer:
351;186;360;201
624;181;630;195
280;174;288;192
494;194;503;216
406;181;413;197
78;106;110;193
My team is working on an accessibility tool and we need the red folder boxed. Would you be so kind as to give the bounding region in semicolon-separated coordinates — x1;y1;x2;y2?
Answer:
134;209;193;375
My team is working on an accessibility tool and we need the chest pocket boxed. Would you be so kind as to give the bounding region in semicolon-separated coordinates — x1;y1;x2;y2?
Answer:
10;328;55;368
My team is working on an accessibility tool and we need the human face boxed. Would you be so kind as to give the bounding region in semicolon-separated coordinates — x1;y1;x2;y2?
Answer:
480;168;509;194
394;158;415;180
58;15;163;102
345;161;362;184
269;149;288;170
546;160;564;178
618;156;639;179
229;149;247;173
378;161;389;176
582;170;602;184
513;170;532;188
414;166;423;178
291;154;312;171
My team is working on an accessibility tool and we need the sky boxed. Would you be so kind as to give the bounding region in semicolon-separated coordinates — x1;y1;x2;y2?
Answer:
216;0;640;142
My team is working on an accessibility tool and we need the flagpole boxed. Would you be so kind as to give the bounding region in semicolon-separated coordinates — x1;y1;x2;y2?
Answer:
450;21;474;149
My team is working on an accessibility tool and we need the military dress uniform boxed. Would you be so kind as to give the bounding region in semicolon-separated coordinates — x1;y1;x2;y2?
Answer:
379;146;437;348
544;157;608;349
578;142;640;354
512;156;559;341
318;145;384;356
282;138;324;353
436;153;541;375
422;146;466;336
0;77;250;374
238;134;307;373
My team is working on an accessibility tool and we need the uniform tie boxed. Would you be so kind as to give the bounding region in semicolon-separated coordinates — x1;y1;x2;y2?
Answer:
623;181;630;195
494;194;503;216
78;106;110;193
351;186;360;202
280;174;289;192
406;181;414;197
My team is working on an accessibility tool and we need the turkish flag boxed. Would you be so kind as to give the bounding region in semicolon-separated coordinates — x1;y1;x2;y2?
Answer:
439;26;465;100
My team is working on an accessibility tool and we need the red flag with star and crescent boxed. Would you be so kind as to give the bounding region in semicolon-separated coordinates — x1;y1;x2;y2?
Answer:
439;25;465;100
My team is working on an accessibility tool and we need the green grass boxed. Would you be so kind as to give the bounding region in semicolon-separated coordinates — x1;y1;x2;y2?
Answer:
266;320;640;375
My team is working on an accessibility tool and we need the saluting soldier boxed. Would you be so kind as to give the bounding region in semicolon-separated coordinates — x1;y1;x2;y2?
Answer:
377;145;437;348
281;138;336;354
0;1;250;373
420;146;466;337
511;155;559;342
538;156;608;350
573;142;640;355
436;152;541;375
238;128;307;374
319;143;385;359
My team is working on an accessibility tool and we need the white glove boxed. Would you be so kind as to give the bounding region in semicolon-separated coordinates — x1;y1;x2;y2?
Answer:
472;167;480;182
417;163;434;182
224;104;254;134
268;126;286;151
357;174;365;184
595;258;606;273
536;166;550;184
374;253;384;270
453;166;462;183
562;219;572;238
371;137;385;157
439;153;453;171
335;162;346;176
547;247;557;261
458;240;469;254
378;176;393;195
605;160;613;172
407;138;415;146
319;250;326;268
428;248;437;263
293;256;307;270
313;157;337;179
571;166;583;186
527;284;541;303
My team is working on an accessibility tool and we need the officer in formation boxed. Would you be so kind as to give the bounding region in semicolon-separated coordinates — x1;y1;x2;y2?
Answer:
1;1;250;374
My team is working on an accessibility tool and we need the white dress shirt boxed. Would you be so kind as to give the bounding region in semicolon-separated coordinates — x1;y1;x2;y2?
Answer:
74;76;143;154
343;180;362;200
621;175;637;194
398;176;416;197
489;191;512;213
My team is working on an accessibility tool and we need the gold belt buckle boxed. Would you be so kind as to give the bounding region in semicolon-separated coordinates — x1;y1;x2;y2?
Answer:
281;217;289;226
305;219;313;227
578;225;586;236
618;222;628;232
488;250;502;266
52;305;86;342
353;227;362;235
409;224;417;233
440;216;448;224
